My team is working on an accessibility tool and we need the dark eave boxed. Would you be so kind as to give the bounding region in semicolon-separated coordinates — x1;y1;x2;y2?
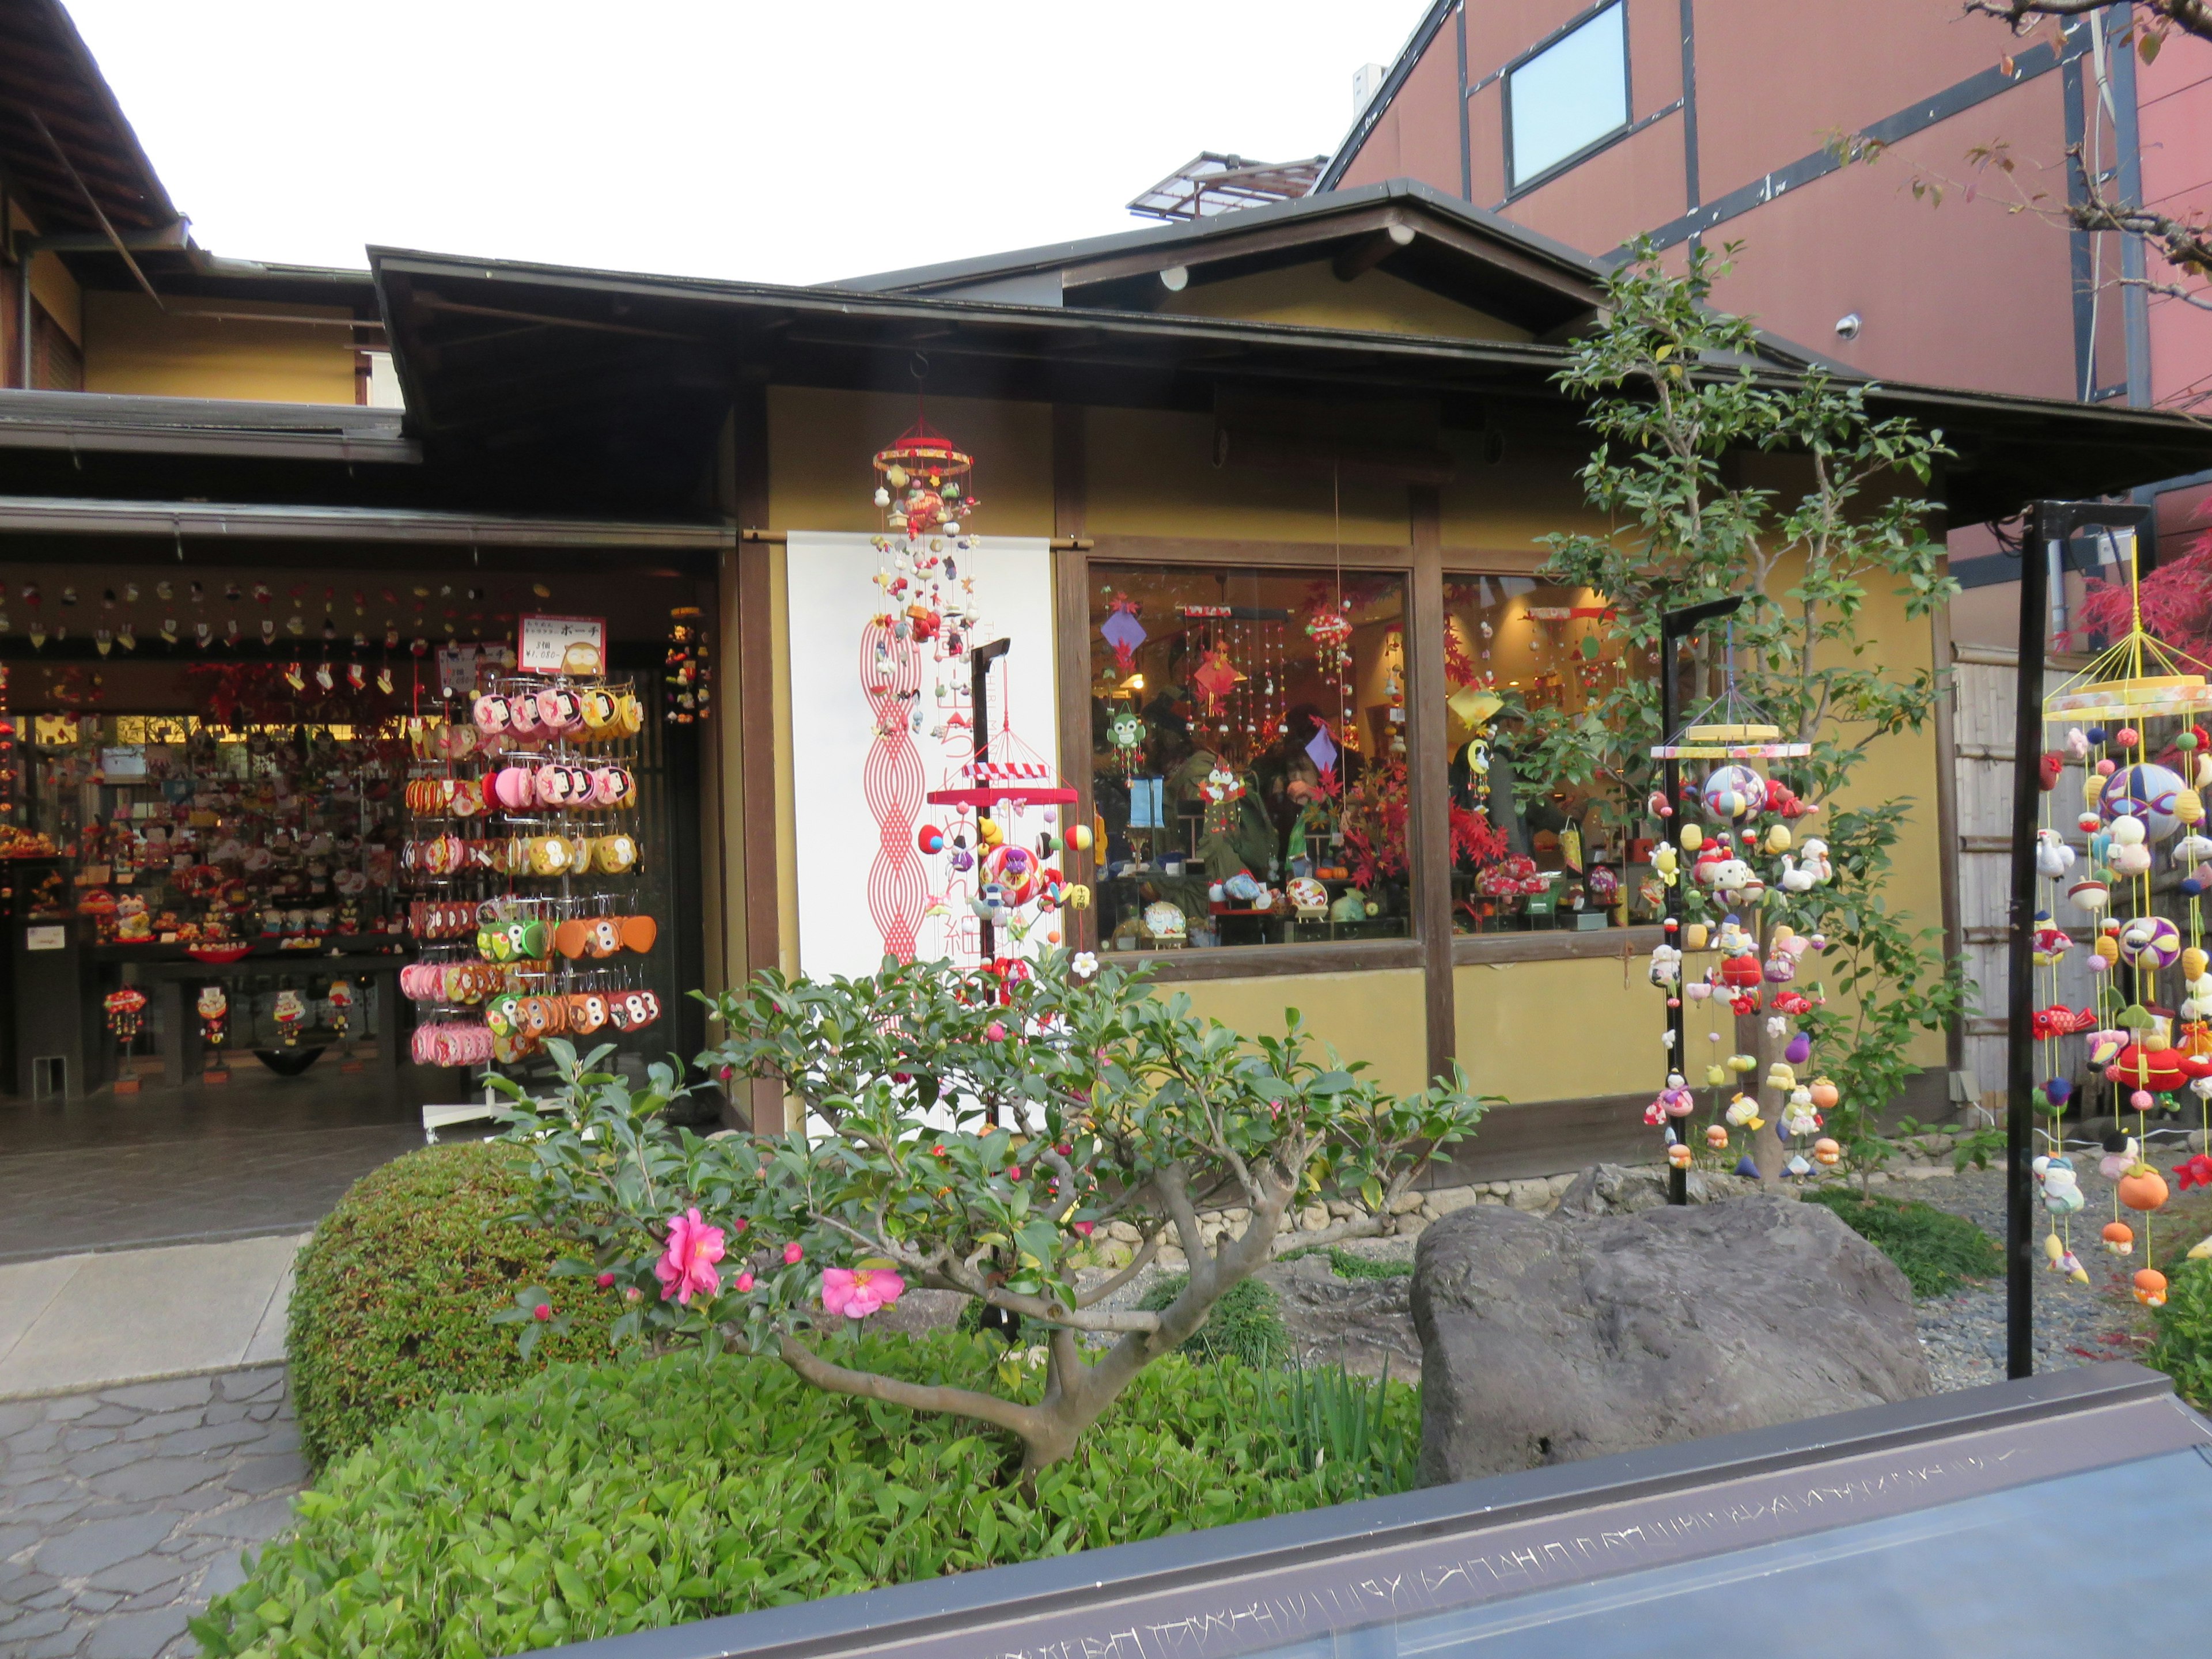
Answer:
0;0;176;236
835;180;1608;335
0;390;416;464
368;244;2212;525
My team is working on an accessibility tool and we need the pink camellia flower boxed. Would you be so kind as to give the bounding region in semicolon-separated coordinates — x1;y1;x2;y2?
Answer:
595;1271;616;1289
532;1303;552;1322
985;1021;1007;1042
820;1267;907;1319
736;1270;755;1293
654;1207;725;1305
782;1241;804;1266
1073;1221;1095;1237
1007;1164;1022;1181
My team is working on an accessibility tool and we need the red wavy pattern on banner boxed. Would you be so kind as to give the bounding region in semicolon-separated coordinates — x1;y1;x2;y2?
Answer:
859;620;927;961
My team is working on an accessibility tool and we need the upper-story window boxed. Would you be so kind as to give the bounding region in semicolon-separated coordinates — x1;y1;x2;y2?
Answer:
1506;2;1630;190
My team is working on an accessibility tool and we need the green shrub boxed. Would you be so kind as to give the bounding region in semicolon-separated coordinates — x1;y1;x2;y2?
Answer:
288;1141;622;1467
1138;1272;1287;1366
1802;1184;2002;1298
2149;1257;2212;1410
196;1333;1420;1659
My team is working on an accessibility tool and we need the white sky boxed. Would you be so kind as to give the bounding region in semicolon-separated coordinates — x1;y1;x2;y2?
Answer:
62;0;1436;288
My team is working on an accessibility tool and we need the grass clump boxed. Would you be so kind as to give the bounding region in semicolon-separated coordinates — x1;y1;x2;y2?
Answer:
287;1141;621;1467
194;1334;1419;1659
1803;1184;2002;1298
1137;1272;1288;1366
1281;1244;1414;1281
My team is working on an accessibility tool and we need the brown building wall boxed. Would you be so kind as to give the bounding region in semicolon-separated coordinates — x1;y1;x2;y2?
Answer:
1706;74;2078;400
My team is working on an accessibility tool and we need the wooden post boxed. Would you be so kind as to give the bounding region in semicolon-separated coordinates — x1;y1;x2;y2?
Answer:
1407;486;1455;1088
732;378;783;1133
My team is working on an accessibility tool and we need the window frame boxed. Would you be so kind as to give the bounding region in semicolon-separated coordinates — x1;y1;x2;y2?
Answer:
1500;0;1634;198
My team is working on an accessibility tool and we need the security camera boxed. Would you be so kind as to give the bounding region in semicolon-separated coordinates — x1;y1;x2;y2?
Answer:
1835;312;1862;340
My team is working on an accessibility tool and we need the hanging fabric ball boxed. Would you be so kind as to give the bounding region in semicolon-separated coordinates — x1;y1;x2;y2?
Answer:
2116;726;2142;749
2102;763;2186;837
1680;824;1705;852
2086;726;2109;745
1701;765;1768;819
2177;787;2205;827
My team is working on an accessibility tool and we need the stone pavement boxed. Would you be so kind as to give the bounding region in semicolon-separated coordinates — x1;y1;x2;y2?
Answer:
0;1366;304;1658
0;1236;304;1402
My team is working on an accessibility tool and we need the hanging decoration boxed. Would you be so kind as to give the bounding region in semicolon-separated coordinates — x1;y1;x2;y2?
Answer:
1644;623;1826;1180
664;605;711;724
2028;527;2212;1302
1100;596;1146;671
198;984;229;1058
273;987;306;1048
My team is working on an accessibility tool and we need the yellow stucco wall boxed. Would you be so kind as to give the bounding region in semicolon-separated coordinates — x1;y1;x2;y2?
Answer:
1172;969;1430;1100
82;293;360;403
28;250;82;346
1158;262;1533;343
1455;956;1657;1103
769;388;1055;535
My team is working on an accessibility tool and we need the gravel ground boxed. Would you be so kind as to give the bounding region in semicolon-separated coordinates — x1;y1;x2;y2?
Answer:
1876;1164;2186;1392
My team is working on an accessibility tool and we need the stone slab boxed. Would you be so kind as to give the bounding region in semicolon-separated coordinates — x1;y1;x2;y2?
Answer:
0;1235;306;1400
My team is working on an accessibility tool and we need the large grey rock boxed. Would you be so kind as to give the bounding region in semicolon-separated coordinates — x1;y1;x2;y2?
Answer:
1413;1196;1929;1485
1256;1253;1419;1377
1555;1162;1764;1219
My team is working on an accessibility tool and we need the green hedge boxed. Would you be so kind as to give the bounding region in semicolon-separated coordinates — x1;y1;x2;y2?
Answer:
199;1335;1420;1659
288;1141;621;1467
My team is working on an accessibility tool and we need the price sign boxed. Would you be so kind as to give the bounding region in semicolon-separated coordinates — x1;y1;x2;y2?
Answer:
517;615;607;676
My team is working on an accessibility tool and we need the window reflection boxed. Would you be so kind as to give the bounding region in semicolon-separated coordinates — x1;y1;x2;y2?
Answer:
1088;563;1410;950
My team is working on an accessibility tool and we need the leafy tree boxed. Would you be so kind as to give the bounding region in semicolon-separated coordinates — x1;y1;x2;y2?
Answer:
497;957;1492;1476
1522;241;1968;1183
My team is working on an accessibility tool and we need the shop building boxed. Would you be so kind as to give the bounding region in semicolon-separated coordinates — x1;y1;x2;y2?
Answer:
3;6;2210;1191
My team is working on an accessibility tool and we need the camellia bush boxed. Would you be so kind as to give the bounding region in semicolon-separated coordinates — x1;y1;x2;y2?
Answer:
498;955;1493;1475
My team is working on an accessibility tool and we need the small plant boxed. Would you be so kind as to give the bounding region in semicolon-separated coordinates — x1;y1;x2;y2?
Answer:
501;955;1496;1475
2147;1257;2212;1410
1138;1273;1287;1367
1803;1184;2002;1298
1250;1361;1418;1502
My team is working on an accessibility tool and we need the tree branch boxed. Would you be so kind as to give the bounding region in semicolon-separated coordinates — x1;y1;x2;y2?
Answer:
778;1334;1050;1445
1075;1229;1161;1307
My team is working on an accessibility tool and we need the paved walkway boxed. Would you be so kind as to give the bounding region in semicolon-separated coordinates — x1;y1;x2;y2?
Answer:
0;1072;423;1262
0;1366;303;1658
0;1236;304;1402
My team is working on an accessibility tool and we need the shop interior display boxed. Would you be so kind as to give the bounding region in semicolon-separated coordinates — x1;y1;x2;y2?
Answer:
404;675;658;1069
2027;539;2212;1308
1441;577;1641;933
1641;646;1837;1181
1088;566;1408;950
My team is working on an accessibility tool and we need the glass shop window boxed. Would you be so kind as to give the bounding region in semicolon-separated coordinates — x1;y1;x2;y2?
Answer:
1444;575;1642;934
1088;564;1410;952
1506;1;1630;189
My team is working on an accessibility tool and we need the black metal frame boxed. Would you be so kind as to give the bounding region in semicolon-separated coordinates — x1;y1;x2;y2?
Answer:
537;1363;2203;1659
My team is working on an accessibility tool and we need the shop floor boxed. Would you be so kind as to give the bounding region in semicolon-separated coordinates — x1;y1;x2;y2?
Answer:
0;1067;431;1262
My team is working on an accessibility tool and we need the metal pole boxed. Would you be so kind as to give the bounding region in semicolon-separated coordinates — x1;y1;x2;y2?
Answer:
2003;507;2051;1380
1659;596;1741;1205
970;638;1010;964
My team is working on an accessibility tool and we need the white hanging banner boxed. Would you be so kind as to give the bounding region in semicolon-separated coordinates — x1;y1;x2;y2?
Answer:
783;532;1058;980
